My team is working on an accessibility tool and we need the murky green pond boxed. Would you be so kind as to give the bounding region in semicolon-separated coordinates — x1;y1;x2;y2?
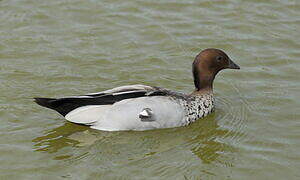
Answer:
1;0;299;179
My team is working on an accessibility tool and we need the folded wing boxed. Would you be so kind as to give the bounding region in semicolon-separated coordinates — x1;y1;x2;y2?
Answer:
34;84;169;117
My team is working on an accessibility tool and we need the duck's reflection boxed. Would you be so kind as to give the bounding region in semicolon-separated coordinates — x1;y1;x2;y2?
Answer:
187;114;233;164
32;112;233;165
32;122;89;153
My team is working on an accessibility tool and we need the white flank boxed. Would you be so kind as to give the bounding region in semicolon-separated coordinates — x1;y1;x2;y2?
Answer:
90;96;185;131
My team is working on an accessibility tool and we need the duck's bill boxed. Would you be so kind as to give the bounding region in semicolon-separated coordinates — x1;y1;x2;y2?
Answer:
227;59;240;69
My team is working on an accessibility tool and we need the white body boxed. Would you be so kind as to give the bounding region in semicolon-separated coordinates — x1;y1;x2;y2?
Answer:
66;96;186;131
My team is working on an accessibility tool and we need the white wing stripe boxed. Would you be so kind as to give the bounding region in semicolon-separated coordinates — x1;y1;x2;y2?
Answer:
112;90;146;96
86;84;153;96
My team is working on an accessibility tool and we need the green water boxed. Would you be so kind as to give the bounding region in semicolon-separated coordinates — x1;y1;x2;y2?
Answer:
1;0;299;179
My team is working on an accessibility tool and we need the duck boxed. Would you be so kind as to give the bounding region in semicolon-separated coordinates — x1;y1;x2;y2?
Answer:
34;48;240;131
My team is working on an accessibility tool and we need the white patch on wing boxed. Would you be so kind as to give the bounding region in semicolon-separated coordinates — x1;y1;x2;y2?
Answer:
67;96;93;98
86;84;153;96
65;105;111;125
139;109;149;117
112;90;145;96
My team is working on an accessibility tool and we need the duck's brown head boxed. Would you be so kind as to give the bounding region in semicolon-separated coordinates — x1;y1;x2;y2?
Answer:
192;48;240;92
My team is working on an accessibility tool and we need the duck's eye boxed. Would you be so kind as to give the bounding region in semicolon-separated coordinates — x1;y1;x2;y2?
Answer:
216;56;223;62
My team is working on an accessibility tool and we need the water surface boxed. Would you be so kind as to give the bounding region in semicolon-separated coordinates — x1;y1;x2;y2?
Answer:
0;0;299;179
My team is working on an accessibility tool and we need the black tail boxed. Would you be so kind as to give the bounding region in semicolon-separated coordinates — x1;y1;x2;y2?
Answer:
34;97;83;116
34;98;56;109
34;96;115;116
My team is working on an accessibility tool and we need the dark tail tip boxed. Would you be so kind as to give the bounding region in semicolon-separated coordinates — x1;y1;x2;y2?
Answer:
34;97;56;109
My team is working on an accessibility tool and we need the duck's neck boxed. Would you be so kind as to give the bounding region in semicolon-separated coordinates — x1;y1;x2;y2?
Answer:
192;68;215;95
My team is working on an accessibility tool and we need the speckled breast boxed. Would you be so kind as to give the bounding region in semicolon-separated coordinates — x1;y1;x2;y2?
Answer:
177;93;214;126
